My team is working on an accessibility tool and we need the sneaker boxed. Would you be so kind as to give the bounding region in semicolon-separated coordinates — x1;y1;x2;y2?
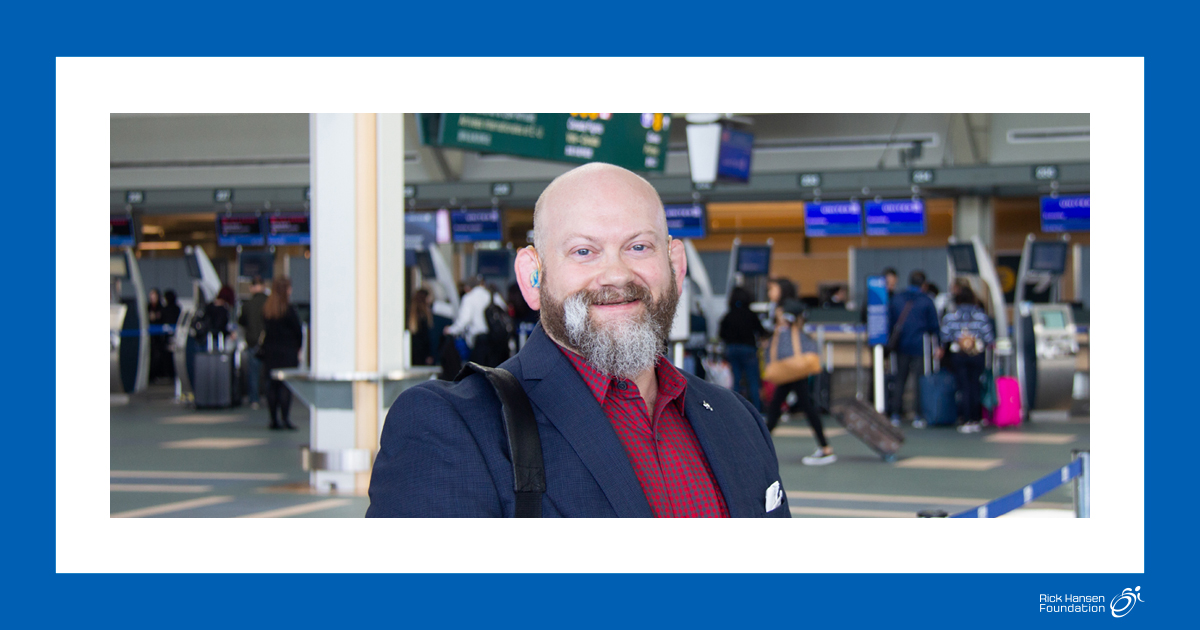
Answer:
912;419;927;429
957;422;981;434
890;414;901;428
802;449;837;466
250;402;260;410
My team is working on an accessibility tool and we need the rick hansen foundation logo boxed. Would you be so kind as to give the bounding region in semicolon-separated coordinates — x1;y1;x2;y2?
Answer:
1037;586;1143;617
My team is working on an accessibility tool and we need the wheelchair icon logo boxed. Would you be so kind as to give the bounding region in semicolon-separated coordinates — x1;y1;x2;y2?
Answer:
1111;586;1143;618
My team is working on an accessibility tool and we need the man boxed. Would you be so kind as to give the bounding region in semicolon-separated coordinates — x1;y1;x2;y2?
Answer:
888;270;941;428
367;163;789;517
444;275;506;368
238;276;268;409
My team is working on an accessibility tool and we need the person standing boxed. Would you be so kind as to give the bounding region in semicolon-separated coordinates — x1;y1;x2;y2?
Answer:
939;285;996;433
408;287;436;366
764;300;835;465
445;276;507;368
719;286;766;411
762;277;797;334
160;290;181;381
146;288;167;382
888;270;941;428
238;276;269;409
260;277;304;430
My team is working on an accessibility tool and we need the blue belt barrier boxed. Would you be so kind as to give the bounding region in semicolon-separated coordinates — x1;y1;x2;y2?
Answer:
118;325;175;337
803;323;865;334
950;457;1084;518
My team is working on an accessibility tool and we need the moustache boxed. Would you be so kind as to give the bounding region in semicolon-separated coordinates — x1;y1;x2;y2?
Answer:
575;283;654;307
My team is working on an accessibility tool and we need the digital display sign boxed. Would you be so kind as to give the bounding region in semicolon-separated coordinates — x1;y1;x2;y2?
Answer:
1041;195;1090;232
664;203;707;239
217;215;265;247
736;245;771;276
717;126;753;183
805;201;863;237
1029;242;1068;274
865;199;926;236
266;213;310;246
451;209;503;243
111;216;136;247
948;244;979;275
427;113;671;172
476;250;511;278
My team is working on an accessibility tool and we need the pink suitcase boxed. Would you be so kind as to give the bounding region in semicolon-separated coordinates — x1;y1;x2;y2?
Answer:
992;376;1021;426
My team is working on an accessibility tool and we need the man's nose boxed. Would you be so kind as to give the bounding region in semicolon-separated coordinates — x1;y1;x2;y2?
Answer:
595;251;635;288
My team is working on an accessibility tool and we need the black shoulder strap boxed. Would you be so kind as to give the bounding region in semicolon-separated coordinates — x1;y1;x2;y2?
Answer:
455;362;545;518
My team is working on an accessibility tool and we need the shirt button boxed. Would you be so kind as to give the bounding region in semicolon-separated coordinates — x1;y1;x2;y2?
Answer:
616;381;628;390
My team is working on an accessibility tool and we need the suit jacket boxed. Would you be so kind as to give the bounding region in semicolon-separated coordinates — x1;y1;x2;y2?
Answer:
366;323;790;517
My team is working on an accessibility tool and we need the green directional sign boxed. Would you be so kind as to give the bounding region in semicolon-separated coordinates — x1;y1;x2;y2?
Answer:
424;113;671;172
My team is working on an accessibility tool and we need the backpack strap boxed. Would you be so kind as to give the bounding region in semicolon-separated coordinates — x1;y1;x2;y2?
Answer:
455;362;545;518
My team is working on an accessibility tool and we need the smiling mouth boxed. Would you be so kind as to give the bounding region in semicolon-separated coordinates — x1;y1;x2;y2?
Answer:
593;299;640;307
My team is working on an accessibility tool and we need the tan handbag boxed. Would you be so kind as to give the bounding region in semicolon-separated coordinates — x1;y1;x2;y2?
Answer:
763;326;822;385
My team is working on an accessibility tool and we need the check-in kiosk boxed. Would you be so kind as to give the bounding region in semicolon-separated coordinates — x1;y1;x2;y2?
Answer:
110;247;150;396
1014;236;1078;420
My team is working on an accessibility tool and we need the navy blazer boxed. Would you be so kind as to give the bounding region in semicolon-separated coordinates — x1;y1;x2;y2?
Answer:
366;324;790;518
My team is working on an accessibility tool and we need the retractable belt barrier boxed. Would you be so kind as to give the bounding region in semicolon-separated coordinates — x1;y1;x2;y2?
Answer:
920;451;1091;518
118;325;175;337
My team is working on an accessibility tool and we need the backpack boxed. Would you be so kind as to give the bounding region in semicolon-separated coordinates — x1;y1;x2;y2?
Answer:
484;294;513;348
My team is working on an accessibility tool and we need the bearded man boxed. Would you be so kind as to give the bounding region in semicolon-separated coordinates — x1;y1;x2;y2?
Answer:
367;163;789;518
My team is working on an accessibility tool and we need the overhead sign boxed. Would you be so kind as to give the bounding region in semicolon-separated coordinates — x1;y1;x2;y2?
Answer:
451;208;503;243
805;201;863;237
217;215;266;247
664;203;706;239
910;169;935;184
111;216;136;247
799;173;821;188
267;213;311;246
424;113;671;172
716;126;753;183
1040;195;1090;232
865;199;926;236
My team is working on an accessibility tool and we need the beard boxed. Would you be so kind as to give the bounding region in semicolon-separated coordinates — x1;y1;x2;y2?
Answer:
539;270;679;379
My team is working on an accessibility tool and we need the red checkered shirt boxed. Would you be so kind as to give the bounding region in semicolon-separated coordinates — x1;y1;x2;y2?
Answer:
559;345;730;518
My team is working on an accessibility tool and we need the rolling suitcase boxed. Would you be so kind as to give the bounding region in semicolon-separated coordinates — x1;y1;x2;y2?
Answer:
991;376;1021;426
919;335;957;426
194;334;237;409
832;400;905;462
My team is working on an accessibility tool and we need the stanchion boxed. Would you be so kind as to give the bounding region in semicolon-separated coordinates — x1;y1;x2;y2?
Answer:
1072;449;1090;518
918;452;1088;518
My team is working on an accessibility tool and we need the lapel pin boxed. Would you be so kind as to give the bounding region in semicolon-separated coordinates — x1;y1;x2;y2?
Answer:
703;401;713;411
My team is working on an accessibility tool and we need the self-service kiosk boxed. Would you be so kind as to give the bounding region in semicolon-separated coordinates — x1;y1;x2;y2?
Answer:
110;247;150;396
1014;236;1079;420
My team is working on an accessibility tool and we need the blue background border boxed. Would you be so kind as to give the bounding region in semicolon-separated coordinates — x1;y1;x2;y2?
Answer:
30;1;1159;626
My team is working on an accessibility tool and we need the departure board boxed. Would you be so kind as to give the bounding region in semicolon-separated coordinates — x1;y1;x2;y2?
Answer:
865;199;926;236
664;203;706;238
451;209;503;243
1041;195;1090;232
217;215;266;247
266;213;310;246
425;113;671;172
805;201;863;237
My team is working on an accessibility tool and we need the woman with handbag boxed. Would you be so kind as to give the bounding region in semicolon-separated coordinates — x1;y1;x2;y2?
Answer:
763;300;836;465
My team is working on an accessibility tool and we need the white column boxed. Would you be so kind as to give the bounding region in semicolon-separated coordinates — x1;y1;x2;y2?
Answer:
954;195;993;253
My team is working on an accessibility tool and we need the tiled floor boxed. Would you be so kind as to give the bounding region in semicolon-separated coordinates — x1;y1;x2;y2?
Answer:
110;385;1088;518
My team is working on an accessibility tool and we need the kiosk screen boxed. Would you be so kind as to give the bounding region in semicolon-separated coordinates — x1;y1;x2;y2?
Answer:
267;213;311;246
110;254;129;278
1029;242;1067;274
1040;310;1066;329
736;245;771;275
948;244;979;274
476;250;511;278
217;215;266;247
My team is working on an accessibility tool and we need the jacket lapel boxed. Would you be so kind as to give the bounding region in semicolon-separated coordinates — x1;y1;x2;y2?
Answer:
519;326;652;518
683;385;762;517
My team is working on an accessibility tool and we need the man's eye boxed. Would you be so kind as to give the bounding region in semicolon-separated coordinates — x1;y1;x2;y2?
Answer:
573;248;590;257
631;244;646;252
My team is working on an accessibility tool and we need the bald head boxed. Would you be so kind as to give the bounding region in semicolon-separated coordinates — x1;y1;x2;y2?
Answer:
532;163;666;252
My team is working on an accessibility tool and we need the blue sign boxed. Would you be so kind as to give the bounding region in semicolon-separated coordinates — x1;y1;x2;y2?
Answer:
805;201;863;237
866;275;889;346
865;199;926;236
266;213;310;246
217;215;266;247
1041;195;1090;232
111;216;136;247
451;209;502;243
717;127;753;183
664;203;706;238
736;245;771;275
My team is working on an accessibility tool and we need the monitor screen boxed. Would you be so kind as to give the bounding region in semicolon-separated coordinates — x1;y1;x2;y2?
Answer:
185;251;202;279
948;244;979;274
239;250;275;280
217;214;266;247
717;126;754;183
111;216;137;247
664;203;707;239
110;253;129;278
405;212;439;252
805;201;863;237
1029;242;1068;274
736;245;771;275
476;250;511;278
413;250;436;278
1040;195;1090;232
1040;310;1066;329
451;209;503;243
266;212;311;246
865;199;926;236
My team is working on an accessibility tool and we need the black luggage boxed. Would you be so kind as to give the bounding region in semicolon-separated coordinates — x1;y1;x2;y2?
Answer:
831;399;905;462
194;334;238;409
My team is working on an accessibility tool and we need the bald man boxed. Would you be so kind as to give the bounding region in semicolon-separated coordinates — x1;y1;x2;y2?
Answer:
367;163;789;518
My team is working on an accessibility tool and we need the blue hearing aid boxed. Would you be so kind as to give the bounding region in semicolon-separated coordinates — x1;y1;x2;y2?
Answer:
530;269;539;288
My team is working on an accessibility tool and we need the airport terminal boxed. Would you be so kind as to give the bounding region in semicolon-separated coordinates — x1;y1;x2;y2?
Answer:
109;113;1090;518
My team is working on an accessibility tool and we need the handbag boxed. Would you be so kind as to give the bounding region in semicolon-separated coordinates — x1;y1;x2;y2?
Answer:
763;326;821;385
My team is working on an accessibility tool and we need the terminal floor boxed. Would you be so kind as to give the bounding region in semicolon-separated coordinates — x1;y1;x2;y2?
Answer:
110;385;1088;518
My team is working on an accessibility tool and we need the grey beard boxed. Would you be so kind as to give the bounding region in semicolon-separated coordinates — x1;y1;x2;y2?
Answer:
560;292;664;379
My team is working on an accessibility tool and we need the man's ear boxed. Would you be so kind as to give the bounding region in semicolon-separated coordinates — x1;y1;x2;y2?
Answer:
669;237;688;295
514;246;542;311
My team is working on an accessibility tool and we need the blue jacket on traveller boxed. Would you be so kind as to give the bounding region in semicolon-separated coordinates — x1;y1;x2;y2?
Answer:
888;285;941;356
366;323;790;518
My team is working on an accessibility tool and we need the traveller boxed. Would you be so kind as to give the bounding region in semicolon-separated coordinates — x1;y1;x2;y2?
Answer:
368;163;789;518
719;286;766;411
763;300;836;465
939;285;996;433
238;276;268;409
260;277;304;430
888;270;941;428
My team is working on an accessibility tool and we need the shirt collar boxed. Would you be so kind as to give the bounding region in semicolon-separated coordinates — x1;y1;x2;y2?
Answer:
556;342;687;409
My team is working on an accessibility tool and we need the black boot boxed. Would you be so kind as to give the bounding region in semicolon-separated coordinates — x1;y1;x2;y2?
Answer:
282;417;297;430
269;416;281;430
